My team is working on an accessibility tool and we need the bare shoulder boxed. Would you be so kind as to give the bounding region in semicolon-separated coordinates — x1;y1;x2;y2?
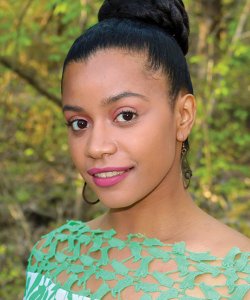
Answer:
218;223;250;252
199;213;250;255
187;208;250;256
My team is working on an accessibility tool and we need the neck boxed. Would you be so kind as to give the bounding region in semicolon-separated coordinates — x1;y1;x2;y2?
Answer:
99;176;203;243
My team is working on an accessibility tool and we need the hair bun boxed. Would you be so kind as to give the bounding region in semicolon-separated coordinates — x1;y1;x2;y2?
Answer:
98;0;190;55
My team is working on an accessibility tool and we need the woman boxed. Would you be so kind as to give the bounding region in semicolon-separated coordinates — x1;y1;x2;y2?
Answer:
24;0;250;299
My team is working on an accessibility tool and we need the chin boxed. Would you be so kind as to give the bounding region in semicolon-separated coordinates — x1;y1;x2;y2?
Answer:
99;194;144;210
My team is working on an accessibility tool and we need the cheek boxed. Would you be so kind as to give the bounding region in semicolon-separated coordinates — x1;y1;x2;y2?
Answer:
145;129;176;170
117;118;176;180
136;118;177;175
135;115;176;155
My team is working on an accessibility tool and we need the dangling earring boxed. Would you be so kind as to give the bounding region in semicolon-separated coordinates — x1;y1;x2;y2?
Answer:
82;182;99;205
181;139;192;189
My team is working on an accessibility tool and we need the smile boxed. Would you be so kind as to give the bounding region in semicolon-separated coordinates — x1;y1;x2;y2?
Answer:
87;167;133;187
94;171;126;178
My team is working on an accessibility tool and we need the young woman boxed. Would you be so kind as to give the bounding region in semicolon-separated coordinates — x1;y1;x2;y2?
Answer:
24;0;250;299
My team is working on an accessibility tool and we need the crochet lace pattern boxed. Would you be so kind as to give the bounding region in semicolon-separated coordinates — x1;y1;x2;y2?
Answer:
24;220;250;300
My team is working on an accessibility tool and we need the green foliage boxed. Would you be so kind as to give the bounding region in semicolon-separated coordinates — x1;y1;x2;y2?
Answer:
187;0;250;237
0;0;249;299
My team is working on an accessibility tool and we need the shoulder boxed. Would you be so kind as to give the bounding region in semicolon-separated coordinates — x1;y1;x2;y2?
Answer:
26;220;90;270
196;214;250;256
34;220;90;248
212;218;250;252
217;224;250;253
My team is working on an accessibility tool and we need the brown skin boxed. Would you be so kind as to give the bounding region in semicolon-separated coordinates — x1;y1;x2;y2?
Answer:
62;49;250;257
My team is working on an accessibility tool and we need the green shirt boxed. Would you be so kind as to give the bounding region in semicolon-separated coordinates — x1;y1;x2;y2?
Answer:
24;220;250;299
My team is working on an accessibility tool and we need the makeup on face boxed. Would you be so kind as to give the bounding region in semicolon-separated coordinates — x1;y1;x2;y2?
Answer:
62;50;178;208
87;166;134;187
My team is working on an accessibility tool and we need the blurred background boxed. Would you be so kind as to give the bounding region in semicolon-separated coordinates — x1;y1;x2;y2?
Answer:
0;0;249;299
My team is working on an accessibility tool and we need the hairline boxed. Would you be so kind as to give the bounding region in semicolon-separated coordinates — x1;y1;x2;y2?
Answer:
61;46;182;108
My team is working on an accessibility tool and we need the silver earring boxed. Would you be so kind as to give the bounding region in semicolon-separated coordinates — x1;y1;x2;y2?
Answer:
82;182;99;205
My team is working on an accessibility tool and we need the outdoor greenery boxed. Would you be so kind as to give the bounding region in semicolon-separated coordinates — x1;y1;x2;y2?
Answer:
0;1;249;299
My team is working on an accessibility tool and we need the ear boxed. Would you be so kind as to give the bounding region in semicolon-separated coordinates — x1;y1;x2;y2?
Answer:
175;92;196;142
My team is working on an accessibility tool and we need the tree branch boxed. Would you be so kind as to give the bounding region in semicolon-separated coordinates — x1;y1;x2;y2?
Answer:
202;0;250;118
15;0;35;57
233;0;250;42
0;56;61;106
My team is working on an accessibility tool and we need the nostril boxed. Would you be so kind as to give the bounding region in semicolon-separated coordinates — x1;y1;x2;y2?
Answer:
86;141;118;159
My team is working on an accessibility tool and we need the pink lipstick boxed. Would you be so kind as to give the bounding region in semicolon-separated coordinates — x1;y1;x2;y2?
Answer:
87;166;133;187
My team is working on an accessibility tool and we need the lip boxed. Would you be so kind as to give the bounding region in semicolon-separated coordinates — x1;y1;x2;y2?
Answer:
87;166;133;187
87;166;132;176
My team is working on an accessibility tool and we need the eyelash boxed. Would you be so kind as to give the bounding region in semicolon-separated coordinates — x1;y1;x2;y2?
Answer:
65;119;89;131
66;110;138;131
115;110;138;123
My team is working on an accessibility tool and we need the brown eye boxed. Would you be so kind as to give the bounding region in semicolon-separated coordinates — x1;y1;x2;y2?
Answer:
76;120;88;129
69;119;89;131
116;111;137;122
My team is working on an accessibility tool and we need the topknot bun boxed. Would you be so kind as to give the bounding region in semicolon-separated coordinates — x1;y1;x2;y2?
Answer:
98;0;190;55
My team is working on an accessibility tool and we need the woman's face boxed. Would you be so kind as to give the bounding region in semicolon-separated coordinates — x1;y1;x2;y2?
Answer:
62;49;188;208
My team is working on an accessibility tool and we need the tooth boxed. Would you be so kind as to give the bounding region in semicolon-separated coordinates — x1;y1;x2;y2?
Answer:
95;171;125;178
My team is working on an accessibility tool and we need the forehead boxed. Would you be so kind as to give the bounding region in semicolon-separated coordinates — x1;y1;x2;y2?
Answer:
64;48;163;77
62;49;168;101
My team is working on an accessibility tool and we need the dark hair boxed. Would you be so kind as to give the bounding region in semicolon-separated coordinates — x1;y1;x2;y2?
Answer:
62;0;193;187
62;0;193;103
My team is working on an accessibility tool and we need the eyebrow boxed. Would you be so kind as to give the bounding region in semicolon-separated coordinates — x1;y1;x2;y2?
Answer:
62;105;84;113
62;91;148;112
102;91;148;105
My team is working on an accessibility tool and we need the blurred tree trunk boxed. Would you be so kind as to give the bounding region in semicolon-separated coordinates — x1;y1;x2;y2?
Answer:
195;0;222;79
192;0;250;200
193;0;223;191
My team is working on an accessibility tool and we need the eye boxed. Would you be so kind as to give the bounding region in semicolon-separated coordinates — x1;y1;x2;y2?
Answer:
115;110;138;123
66;119;89;131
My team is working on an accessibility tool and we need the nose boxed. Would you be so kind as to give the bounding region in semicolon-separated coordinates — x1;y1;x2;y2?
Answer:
85;123;117;159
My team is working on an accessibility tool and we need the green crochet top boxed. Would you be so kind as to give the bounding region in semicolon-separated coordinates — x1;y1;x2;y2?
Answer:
24;220;250;300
